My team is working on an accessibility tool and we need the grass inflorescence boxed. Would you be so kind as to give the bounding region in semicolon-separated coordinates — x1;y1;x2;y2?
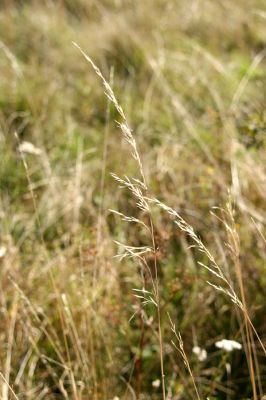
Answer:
0;1;266;399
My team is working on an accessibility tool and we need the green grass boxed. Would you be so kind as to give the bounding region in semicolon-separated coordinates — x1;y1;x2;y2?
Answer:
0;1;266;399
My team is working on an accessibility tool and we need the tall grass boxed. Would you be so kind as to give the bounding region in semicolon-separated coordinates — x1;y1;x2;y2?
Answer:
0;1;266;399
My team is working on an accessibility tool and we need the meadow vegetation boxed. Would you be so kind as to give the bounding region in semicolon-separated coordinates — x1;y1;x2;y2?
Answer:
0;1;266;399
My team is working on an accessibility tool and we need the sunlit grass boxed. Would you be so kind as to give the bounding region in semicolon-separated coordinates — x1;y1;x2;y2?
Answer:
0;1;266;399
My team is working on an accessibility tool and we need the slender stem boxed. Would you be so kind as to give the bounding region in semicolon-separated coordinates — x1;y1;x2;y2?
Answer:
149;217;166;400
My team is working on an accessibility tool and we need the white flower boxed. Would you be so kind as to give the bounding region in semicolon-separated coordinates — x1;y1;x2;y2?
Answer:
18;141;42;155
215;339;242;352
192;346;207;361
152;379;161;388
0;246;7;258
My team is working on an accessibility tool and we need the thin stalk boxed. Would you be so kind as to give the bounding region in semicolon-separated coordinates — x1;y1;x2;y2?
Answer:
150;217;166;400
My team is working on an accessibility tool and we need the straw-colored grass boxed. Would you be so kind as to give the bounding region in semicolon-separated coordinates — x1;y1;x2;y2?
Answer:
0;1;266;399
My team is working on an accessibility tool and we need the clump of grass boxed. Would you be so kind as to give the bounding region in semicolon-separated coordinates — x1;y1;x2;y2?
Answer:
1;1;266;399
75;42;266;399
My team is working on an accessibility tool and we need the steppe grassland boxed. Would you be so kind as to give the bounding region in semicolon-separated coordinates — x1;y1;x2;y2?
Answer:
0;1;266;399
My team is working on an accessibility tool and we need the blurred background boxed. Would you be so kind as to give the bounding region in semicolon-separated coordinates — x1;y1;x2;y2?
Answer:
0;1;266;399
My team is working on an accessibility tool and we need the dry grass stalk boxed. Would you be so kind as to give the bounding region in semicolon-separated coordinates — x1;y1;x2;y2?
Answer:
73;43;166;399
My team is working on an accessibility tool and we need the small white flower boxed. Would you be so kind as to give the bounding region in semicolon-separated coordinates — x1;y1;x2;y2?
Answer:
0;246;7;258
152;379;161;388
215;339;242;352
18;141;42;155
192;346;207;361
